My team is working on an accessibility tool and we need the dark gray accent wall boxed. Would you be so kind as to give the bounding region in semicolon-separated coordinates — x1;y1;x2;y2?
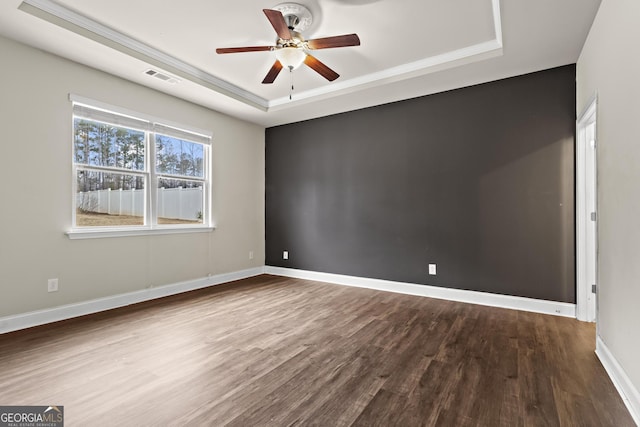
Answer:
266;65;576;303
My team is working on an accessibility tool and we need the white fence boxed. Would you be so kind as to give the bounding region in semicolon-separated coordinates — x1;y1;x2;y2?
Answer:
77;187;203;221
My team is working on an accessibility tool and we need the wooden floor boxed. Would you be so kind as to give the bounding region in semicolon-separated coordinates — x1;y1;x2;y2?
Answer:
0;275;634;426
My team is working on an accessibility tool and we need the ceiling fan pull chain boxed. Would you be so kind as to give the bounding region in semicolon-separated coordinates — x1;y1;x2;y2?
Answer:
289;68;294;100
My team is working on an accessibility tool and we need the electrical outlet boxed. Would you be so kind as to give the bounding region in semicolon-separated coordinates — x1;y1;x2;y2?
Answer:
249;251;254;260
283;251;289;260
47;278;59;292
428;264;437;275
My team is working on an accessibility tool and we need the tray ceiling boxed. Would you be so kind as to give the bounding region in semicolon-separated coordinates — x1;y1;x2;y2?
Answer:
0;0;600;126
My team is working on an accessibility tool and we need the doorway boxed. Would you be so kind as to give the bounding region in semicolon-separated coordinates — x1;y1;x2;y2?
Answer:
576;97;597;322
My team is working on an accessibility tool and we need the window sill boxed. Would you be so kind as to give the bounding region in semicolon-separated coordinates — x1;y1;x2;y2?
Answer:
66;225;215;240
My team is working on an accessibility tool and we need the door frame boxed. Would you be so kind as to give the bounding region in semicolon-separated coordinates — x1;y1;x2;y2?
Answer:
576;95;598;322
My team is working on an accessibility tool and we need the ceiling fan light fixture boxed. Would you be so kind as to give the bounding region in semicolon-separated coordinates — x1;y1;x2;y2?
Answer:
216;7;359;84
275;47;307;70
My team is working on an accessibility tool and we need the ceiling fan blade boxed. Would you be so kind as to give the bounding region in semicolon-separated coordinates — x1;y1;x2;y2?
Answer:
263;9;292;40
262;60;284;84
306;34;361;50
216;46;274;54
304;55;339;81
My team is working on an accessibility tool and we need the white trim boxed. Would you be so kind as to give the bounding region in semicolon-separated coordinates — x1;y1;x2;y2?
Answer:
0;267;264;334
265;267;576;318
19;0;268;111
269;39;503;109
272;0;501;108
70;95;213;235
20;0;502;113
578;92;599;123
491;0;503;46
576;95;598;322
66;225;215;240
596;336;640;425
271;0;503;109
70;94;213;140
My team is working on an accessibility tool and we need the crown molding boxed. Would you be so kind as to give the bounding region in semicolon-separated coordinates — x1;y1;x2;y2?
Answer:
19;0;269;110
19;0;503;113
269;0;503;109
268;39;503;109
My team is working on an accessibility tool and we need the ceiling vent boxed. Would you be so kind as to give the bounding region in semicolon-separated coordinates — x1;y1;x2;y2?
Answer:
144;69;180;84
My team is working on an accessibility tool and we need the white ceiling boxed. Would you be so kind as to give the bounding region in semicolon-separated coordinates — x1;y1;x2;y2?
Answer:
0;0;601;127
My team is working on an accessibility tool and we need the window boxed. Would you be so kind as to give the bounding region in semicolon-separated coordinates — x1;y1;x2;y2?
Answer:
70;97;212;237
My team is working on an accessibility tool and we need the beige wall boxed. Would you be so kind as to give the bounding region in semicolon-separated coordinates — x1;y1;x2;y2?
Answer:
0;36;265;317
577;0;640;392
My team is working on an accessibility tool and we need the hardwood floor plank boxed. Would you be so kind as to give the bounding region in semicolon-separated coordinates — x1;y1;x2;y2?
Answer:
0;275;634;426
352;388;409;427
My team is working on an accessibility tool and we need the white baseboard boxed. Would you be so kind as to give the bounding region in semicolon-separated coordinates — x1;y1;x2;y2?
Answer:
0;267;264;334
596;336;640;426
2;265;576;335
265;266;576;318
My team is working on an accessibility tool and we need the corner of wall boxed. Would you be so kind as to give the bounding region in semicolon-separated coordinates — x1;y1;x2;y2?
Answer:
596;336;640;425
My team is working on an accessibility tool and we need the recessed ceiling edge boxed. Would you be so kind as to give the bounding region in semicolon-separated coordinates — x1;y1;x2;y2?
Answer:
17;0;269;111
17;0;503;114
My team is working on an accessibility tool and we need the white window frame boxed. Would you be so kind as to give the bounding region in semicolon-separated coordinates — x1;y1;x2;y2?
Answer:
67;95;214;239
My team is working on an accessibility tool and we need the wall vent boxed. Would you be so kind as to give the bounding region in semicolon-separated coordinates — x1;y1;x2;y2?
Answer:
144;69;180;84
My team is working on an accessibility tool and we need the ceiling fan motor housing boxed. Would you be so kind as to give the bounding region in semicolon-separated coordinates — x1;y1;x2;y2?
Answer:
273;3;313;33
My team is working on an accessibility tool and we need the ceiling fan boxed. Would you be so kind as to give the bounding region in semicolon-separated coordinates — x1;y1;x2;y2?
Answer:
216;3;360;84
